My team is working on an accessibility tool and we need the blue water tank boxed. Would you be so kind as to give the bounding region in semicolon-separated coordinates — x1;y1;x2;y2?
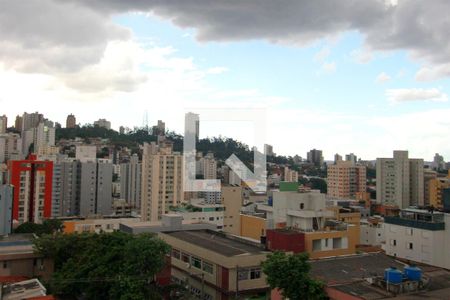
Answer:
384;267;403;284
404;266;422;281
268;196;273;206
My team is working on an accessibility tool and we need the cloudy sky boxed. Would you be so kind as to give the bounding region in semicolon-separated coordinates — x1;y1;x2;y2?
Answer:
1;0;450;160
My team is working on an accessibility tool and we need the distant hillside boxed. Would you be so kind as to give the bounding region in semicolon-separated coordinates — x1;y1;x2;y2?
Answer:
56;126;296;166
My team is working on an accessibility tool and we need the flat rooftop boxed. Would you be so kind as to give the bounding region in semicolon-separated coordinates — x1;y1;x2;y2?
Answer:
310;252;404;284
164;230;267;257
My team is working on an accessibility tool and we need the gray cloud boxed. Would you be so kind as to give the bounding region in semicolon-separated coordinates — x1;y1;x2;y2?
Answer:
74;0;450;73
1;0;450;89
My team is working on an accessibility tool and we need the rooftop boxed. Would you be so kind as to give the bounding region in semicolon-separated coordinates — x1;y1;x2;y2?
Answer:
310;252;404;284
164;230;267;257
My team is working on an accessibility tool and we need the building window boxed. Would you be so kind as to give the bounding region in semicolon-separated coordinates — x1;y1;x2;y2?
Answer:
390;239;397;246
2;261;7;269
406;228;413;235
181;252;190;263
172;249;181;260
407;242;413;250
250;268;261;279
238;269;249;281
300;203;304;209
191;256;202;269
202;261;213;274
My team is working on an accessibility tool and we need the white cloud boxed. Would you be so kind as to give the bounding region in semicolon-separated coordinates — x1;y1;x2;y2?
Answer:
386;88;448;103
376;72;391;83
415;64;450;81
206;67;229;75
314;47;331;62
351;48;374;64
322;62;337;74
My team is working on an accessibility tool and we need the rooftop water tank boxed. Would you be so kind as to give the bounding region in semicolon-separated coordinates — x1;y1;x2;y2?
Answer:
268;196;273;206
404;265;422;281
384;267;403;284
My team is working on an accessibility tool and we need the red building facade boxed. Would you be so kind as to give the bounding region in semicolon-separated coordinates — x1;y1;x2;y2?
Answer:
266;229;305;253
8;155;53;223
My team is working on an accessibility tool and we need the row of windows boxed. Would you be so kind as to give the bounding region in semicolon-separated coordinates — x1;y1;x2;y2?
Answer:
238;267;262;281
172;249;214;274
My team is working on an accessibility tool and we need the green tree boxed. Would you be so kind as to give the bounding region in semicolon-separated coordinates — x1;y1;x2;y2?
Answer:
261;252;327;300
309;178;327;194
33;232;170;299
14;219;63;235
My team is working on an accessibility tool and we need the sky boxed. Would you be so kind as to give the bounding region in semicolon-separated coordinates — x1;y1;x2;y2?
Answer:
1;0;450;160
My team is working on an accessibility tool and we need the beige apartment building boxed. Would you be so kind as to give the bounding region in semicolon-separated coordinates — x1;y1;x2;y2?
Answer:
376;150;424;208
327;160;366;199
221;185;243;236
159;229;270;299
141;142;183;221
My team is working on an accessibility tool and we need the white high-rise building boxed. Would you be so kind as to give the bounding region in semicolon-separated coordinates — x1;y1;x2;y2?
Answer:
141;142;184;221
376;150;424;208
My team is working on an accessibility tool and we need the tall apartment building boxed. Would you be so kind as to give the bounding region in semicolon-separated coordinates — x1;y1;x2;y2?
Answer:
327;160;366;199
376;151;424;208
433;153;445;170
0;115;7;134
334;153;343;163
120;154;142;209
0;185;13;235
185;112;199;142
264;144;274;156
424;169;438;206
33;122;55;153
21;112;43;132
201;152;217;179
7;155;53;224
14;115;23;131
307;149;324;167
0;133;22;163
79;159;113;216
93;118;111;130
152;120;166;136
66;114;76;128
428;171;450;210
141;142;184;221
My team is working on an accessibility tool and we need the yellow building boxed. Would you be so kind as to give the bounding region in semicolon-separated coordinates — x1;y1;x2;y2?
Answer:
304;224;358;259
428;171;450;208
240;214;267;240
159;229;270;299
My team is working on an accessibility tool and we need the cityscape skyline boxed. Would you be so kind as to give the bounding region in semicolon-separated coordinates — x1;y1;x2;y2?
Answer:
1;1;450;160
